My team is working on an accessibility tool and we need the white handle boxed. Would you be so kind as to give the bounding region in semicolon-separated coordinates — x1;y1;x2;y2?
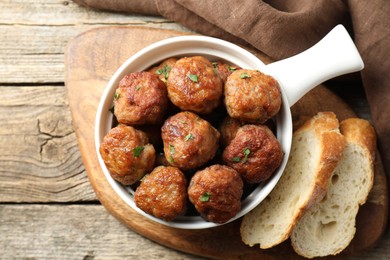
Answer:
264;24;364;107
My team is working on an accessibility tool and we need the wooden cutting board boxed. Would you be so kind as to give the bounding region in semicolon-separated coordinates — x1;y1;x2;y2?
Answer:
65;26;388;259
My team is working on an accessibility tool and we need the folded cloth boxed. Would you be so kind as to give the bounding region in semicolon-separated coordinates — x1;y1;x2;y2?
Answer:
73;0;390;176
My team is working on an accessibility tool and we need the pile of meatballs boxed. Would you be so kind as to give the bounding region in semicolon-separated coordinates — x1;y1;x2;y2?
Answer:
99;56;284;224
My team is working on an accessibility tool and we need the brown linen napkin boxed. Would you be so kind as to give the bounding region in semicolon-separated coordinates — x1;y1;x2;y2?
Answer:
72;0;390;176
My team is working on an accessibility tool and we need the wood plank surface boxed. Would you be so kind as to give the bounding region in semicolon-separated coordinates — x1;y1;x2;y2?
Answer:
0;86;96;202
0;204;389;259
0;0;191;84
65;25;388;259
0;204;204;260
0;0;388;259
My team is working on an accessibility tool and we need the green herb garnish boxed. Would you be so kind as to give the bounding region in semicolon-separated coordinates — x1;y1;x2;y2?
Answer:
184;133;194;141
165;66;171;78
240;73;251;79
188;74;199;83
200;192;211;202
133;146;144;157
232;157;241;162
168;144;175;163
169;144;175;154
228;66;237;72
232;147;251;163
156;65;171;79
114;92;120;100
136;85;141;91
242;147;250;163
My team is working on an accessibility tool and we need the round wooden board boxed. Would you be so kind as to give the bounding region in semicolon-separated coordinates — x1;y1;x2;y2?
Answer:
64;26;388;259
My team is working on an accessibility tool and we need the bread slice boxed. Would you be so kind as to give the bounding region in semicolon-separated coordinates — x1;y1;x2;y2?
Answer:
290;118;376;258
240;112;345;249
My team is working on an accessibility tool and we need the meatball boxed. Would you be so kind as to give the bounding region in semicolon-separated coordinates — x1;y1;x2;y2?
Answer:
99;124;156;185
114;71;168;125
222;124;283;183
188;165;243;223
224;69;282;123
134;166;187;221
219;116;244;148
167;56;223;114
219;117;277;148
148;57;178;83
161;111;220;171
212;61;240;83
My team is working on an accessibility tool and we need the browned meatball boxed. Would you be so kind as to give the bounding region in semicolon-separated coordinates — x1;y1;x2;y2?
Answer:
222;124;283;183
134;166;187;221
212;61;240;83
188;164;243;223
167;56;223;114
99;125;156;185
219;117;277;148
148;57;178;83
224;69;282;123
114;71;168;125
219;116;244;148
161;111;220;171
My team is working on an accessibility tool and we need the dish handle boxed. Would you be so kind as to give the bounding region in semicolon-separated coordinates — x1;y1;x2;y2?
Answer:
264;24;364;107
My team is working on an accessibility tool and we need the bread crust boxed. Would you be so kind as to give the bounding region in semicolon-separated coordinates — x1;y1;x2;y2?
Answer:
340;117;376;205
290;118;376;258
340;118;376;161
240;112;345;249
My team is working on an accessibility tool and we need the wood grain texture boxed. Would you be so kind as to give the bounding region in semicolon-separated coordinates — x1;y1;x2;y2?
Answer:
1;1;386;259
0;204;388;259
64;26;388;259
0;86;96;202
0;204;204;260
0;0;191;84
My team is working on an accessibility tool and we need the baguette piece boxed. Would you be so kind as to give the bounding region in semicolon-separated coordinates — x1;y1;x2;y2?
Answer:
290;118;376;258
240;112;345;249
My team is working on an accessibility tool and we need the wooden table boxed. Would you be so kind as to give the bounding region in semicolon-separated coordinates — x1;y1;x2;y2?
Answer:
0;1;388;259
